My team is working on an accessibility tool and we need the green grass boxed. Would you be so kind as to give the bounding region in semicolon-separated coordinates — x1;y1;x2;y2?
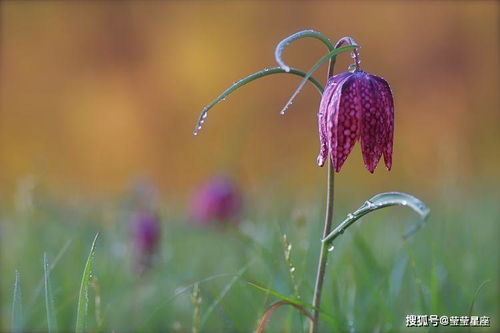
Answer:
1;189;498;332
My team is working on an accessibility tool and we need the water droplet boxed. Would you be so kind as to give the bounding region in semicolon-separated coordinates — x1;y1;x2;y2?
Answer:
280;110;286;115
290;266;296;273
328;245;335;252
347;213;354;219
401;200;407;206
365;200;374;209
193;130;198;136
348;64;357;72
351;51;356;58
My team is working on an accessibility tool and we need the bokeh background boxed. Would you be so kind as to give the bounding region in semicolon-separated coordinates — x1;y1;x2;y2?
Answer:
1;1;499;332
1;1;499;200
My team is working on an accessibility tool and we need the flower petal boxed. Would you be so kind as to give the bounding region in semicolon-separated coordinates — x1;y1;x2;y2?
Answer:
371;75;394;170
332;74;362;172
317;78;337;167
359;75;384;173
317;73;352;167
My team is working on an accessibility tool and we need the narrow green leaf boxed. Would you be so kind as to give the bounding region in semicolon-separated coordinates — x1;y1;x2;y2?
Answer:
468;280;490;318
143;273;233;326
256;300;313;333
44;253;57;333
247;281;334;325
75;233;99;333
250;280;337;330
200;262;251;328
193;67;324;135
323;192;430;244
11;270;23;333
389;253;408;299
29;239;72;309
248;281;305;307
279;45;357;115
275;30;335;72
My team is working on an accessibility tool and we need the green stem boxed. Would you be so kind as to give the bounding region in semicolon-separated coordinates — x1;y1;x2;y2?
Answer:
309;39;339;333
310;159;335;333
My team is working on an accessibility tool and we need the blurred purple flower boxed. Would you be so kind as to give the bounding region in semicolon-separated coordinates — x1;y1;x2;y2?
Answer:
190;176;242;226
131;211;161;273
317;70;394;173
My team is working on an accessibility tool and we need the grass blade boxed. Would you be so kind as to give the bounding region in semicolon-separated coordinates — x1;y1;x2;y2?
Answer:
75;233;99;333
143;273;233;326
468;280;490;317
191;283;201;333
11;270;23;333
91;276;103;330
29;239;72;309
256;300;312;333
389;253;408;299
248;281;335;328
199;262;251;328
44;253;57;333
323;192;430;244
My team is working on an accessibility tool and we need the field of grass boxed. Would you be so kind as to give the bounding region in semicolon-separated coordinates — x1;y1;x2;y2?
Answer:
1;188;498;332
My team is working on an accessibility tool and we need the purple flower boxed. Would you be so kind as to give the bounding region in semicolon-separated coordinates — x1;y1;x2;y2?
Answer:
190;176;242;226
317;70;394;173
132;211;161;272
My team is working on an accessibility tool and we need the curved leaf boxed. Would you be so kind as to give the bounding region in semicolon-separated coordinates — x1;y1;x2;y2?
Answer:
193;67;324;135
75;233;99;333
279;45;357;115
323;192;430;244
468;280;491;318
200;262;251;328
247;281;335;324
275;30;334;72
256;300;312;333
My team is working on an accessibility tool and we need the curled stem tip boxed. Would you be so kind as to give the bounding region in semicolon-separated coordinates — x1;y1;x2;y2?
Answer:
279;45;357;115
334;36;361;71
275;30;334;72
193;67;324;136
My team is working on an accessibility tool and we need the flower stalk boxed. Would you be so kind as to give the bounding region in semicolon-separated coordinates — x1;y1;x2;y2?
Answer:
193;30;429;333
310;158;335;333
309;37;344;333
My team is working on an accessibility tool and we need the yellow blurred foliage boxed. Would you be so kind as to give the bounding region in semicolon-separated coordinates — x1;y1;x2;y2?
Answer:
1;1;498;200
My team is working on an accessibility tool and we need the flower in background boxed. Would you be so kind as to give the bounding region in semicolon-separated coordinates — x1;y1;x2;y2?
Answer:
131;211;161;273
190;176;242;226
317;70;394;173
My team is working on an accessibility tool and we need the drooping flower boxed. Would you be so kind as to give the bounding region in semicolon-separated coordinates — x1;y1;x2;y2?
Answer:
317;69;394;173
131;211;161;273
190;176;242;226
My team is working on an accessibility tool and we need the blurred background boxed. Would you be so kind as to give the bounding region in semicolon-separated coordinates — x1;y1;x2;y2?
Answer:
1;1;498;332
1;1;498;201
